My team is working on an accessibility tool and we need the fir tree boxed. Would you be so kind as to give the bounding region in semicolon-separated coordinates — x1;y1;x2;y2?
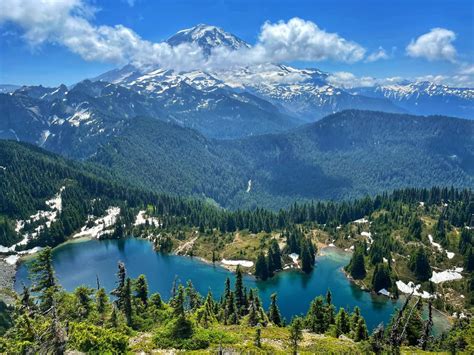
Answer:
123;278;133;326
410;247;432;281
300;238;314;273
234;266;245;314
326;289;332;305
268;293;282;326
465;246;474;272
335;308;351;337
255;252;268;280
30;247;58;311
185;280;201;311
171;285;185;318
288;316;303;354
372;263;392;291
354;317;369;342
348;244;366;280
134;274;148;307
254;326;262;348
111;261;127;310
305;296;327;333
96;288;109;317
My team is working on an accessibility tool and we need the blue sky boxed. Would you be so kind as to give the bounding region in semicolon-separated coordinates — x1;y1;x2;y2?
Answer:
0;0;473;87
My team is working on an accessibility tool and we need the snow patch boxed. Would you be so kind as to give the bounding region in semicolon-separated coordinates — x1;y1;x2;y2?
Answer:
4;187;65;252
428;234;455;259
73;207;120;239
134;210;161;227
288;253;299;264
221;259;254;268
4;255;19;265
430;268;463;284
246;179;252;193
361;231;373;244
396;280;434;299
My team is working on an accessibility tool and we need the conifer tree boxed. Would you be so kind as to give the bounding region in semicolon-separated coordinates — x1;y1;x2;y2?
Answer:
335;308;351;337
326;289;332;305
465;246;474;272
74;286;93;320
410;247;432;281
288;316;303;354
255;252;268;280
234;266;245;314
123;278;133;326
268;293;282;326
134;274;149;307
354;317;369;341
300;238;314;273
351;306;361;331
96;288;109;317
30;247;58;311
111;261;127;310
171;285;185;318
254;326;262;348
348;244;366;280
185;280;201;311
372;263;392;291
305;296;327;333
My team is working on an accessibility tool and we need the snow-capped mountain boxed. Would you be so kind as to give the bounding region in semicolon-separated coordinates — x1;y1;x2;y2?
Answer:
90;24;414;121
352;82;474;118
2;23;472;155
166;24;251;56
212;64;402;120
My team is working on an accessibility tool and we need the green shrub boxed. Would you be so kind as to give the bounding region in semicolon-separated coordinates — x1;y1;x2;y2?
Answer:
68;322;128;354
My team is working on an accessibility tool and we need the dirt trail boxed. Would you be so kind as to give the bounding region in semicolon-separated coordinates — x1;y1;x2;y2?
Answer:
174;236;198;255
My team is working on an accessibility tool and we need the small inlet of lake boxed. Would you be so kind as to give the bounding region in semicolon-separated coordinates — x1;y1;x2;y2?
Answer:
15;237;450;333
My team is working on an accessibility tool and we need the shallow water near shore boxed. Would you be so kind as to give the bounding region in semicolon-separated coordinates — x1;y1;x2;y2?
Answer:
15;237;450;333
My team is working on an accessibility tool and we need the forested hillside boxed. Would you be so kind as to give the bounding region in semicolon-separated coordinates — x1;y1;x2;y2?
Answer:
92;110;474;209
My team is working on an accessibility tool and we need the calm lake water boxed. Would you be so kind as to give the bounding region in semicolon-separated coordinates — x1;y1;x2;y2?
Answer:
15;237;449;332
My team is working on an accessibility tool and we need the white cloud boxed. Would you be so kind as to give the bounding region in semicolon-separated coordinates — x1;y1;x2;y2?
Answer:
0;1;368;70
406;28;457;62
255;18;366;63
0;0;207;71
458;64;474;75
327;71;403;89
365;47;389;62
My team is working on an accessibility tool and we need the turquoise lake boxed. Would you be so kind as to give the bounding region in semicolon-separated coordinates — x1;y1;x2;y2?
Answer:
15;237;450;332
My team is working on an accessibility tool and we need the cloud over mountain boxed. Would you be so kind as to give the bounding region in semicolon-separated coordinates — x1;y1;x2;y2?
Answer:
0;0;367;70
